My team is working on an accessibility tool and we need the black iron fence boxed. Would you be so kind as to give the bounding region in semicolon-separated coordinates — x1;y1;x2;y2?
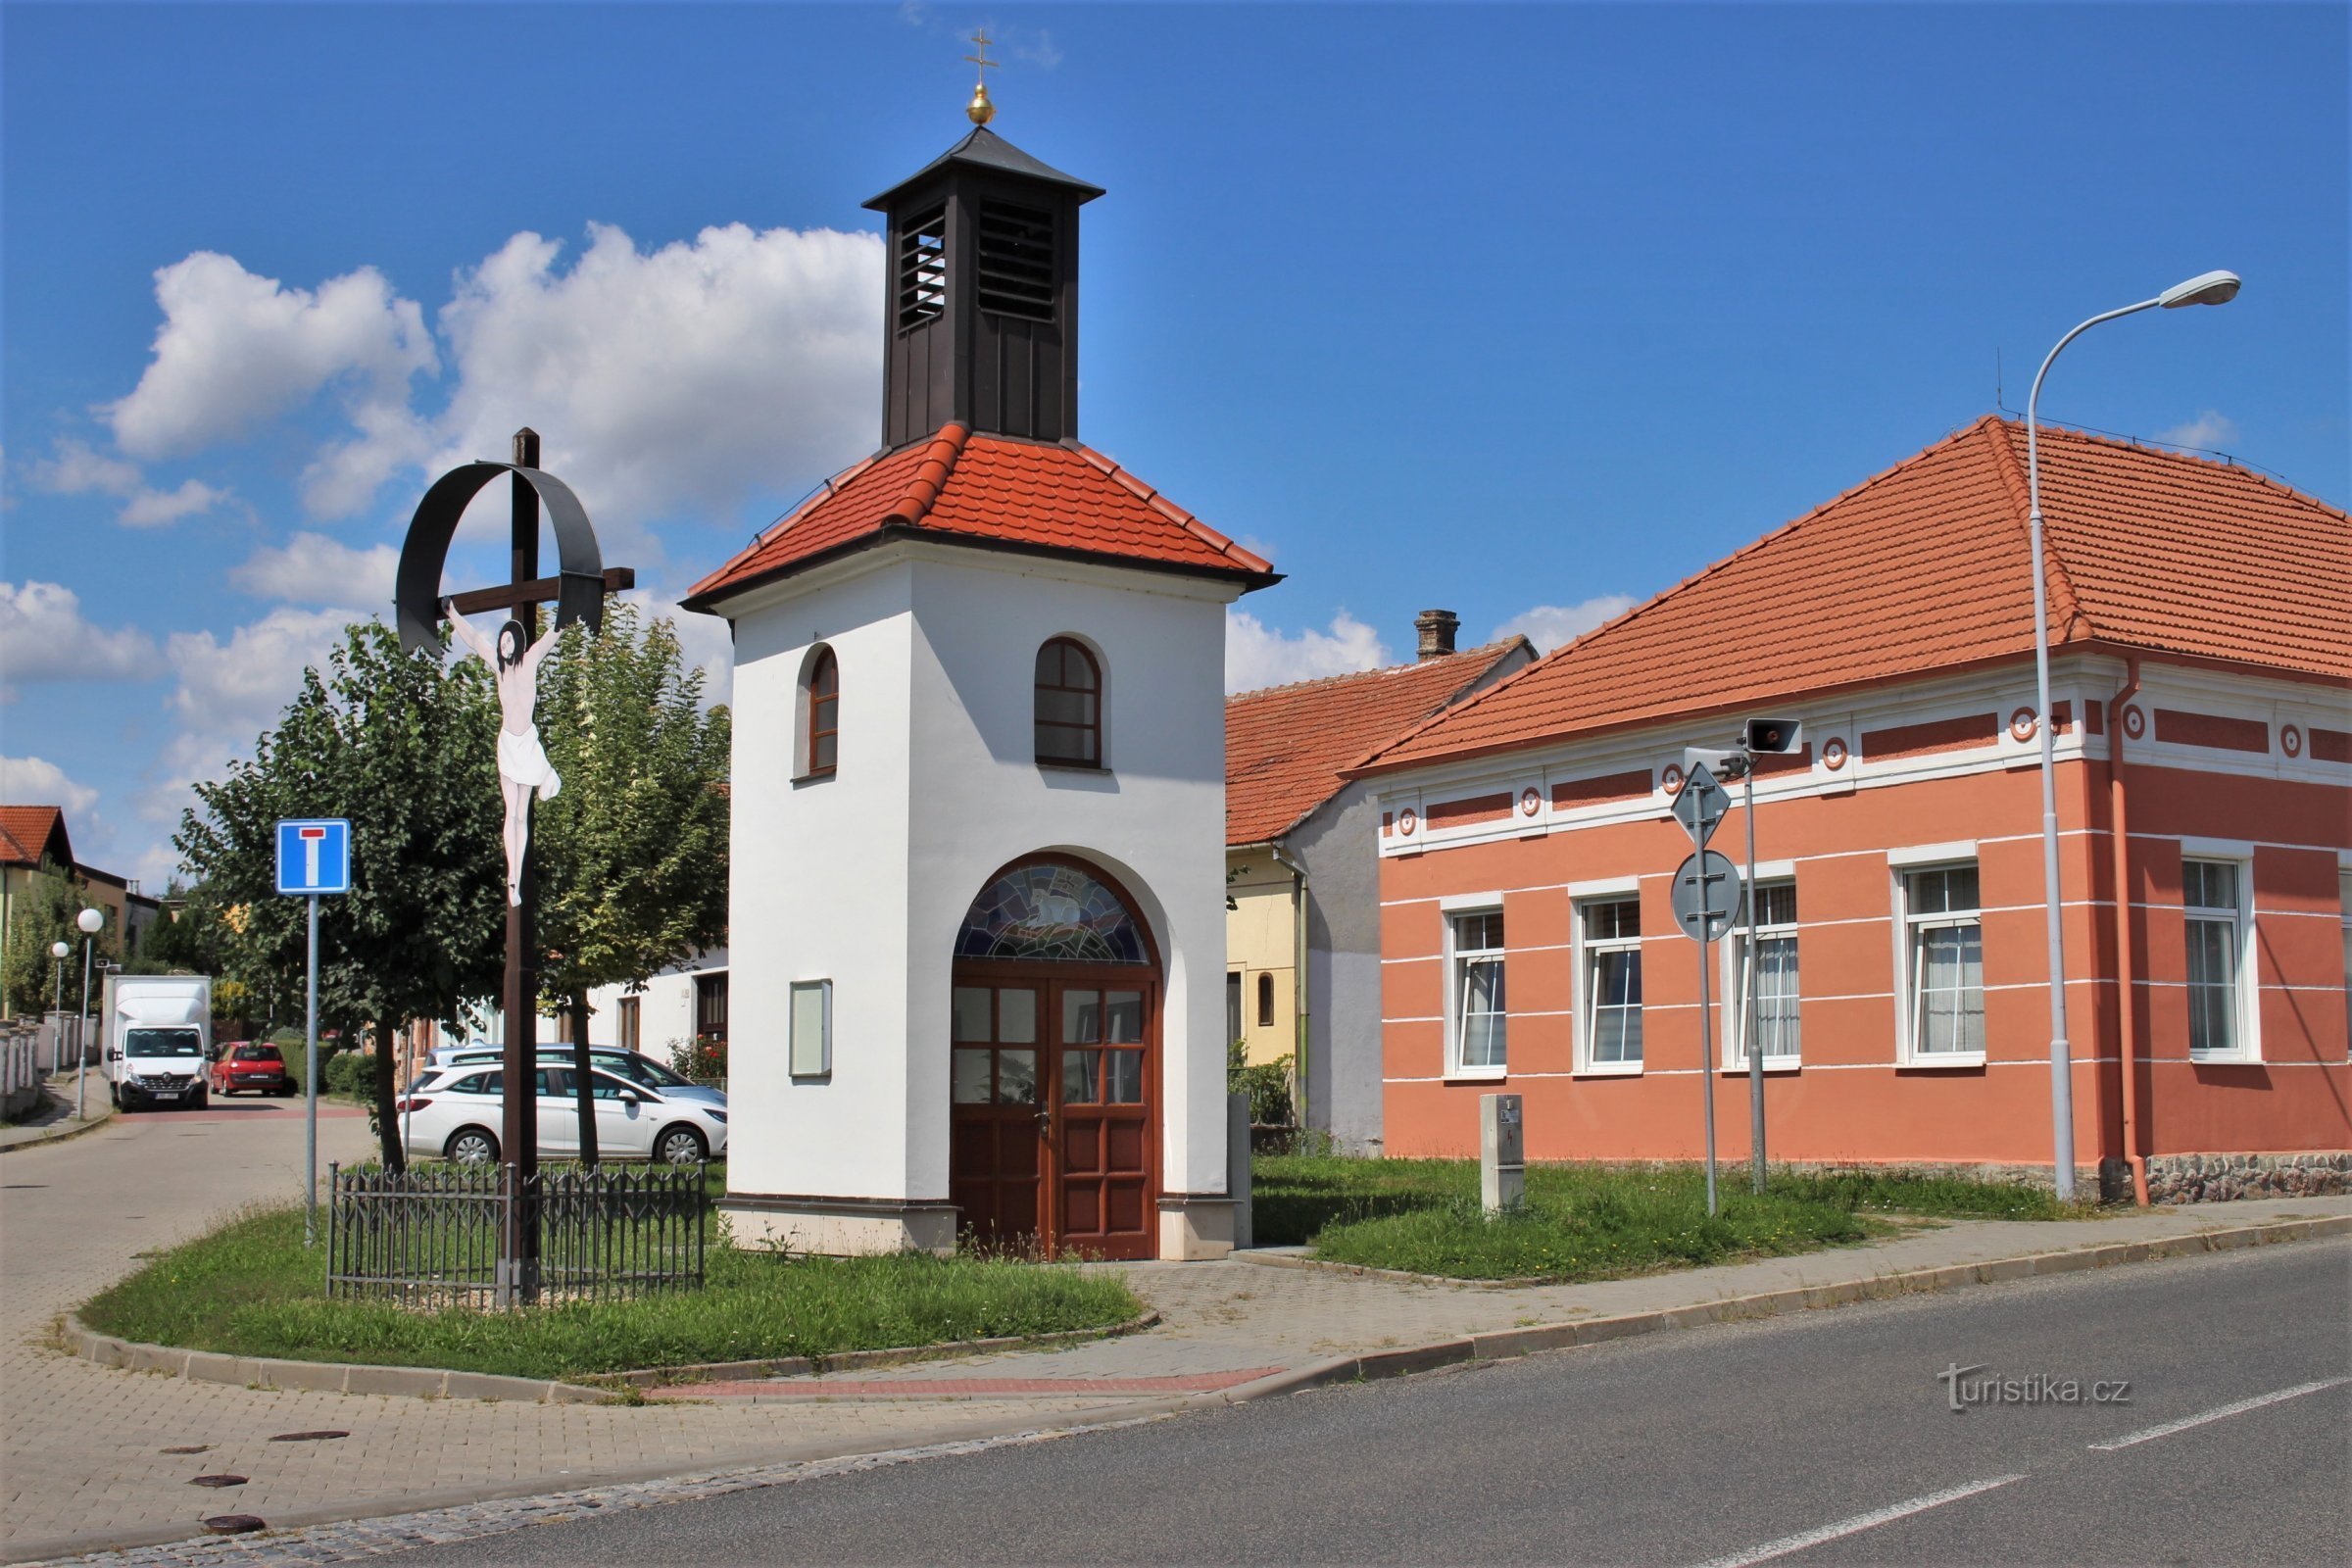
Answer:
325;1161;708;1306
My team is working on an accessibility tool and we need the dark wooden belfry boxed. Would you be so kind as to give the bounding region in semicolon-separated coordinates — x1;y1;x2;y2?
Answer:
867;126;1104;449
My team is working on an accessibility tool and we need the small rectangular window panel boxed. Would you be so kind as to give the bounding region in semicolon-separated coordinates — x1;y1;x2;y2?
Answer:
1450;910;1507;1073
1582;899;1643;1066
1904;865;1983;1056
789;980;832;1078
2182;859;2245;1058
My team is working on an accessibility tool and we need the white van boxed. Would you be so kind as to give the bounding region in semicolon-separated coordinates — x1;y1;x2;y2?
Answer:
102;974;213;1111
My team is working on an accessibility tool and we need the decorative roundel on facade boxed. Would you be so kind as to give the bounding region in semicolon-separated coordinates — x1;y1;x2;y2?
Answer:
1822;737;1849;771
1519;787;1542;817
2010;707;2038;743
1396;807;1417;837
1660;763;1686;796
2281;723;2302;758
2121;705;2145;739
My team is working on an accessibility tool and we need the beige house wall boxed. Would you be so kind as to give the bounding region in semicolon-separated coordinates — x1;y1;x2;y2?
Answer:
1225;847;1298;1067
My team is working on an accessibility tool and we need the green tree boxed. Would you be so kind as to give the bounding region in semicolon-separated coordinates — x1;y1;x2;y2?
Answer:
174;620;506;1166
533;601;730;1163
1;869;116;1017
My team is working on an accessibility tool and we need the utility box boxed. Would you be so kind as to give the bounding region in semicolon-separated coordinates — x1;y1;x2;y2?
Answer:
1481;1093;1525;1215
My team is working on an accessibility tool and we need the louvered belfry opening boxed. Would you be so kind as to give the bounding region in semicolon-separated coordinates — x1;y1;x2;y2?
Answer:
976;203;1055;321
869;126;1103;449
897;205;948;330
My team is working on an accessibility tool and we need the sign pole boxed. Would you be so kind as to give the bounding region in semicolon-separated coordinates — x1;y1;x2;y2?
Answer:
1744;761;1765;1194
1697;906;1718;1216
305;892;319;1247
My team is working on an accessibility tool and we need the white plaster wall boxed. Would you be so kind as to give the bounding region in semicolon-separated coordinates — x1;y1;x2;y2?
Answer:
723;559;919;1203
585;949;724;1059
903;550;1239;1203
714;539;1240;1220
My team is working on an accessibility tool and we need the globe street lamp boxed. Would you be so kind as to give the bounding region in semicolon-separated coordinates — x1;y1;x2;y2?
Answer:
2026;269;2239;1200
50;940;71;1073
74;907;103;1119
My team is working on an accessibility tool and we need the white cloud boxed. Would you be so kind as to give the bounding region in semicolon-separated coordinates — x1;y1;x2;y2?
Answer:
1493;595;1637;654
414;222;881;544
106;252;436;462
159;607;356;792
0;755;100;816
230;532;399;608
25;436;230;528
2157;410;2238;451
1225;610;1390;694
0;580;161;691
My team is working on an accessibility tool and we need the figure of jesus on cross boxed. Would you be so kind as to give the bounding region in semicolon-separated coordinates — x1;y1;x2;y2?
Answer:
443;604;560;906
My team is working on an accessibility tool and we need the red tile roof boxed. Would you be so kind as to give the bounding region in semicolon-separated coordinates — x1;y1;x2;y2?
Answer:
1359;416;2351;774
686;425;1278;610
0;806;71;870
1226;641;1532;845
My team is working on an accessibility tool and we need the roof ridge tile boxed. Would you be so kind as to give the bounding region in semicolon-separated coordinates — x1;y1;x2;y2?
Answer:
885;423;969;528
1979;417;2094;645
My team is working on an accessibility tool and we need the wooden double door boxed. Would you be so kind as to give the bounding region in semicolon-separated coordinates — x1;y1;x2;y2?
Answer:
949;965;1156;1260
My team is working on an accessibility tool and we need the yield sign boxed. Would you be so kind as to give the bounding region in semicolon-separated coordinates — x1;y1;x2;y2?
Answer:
1672;761;1730;849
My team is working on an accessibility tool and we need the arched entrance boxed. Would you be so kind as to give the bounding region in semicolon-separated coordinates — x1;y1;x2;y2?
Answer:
950;856;1159;1260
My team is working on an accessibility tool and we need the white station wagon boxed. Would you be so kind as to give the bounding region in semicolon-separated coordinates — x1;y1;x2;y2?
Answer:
397;1063;727;1166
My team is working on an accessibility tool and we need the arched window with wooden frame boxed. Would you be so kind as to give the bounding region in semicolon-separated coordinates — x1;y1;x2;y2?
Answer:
1034;637;1102;767
805;645;839;778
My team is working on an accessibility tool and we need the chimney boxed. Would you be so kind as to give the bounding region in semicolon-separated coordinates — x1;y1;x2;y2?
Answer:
1415;609;1460;661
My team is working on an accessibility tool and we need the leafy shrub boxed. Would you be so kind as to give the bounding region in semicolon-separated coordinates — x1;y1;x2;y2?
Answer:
322;1050;374;1100
1227;1041;1294;1126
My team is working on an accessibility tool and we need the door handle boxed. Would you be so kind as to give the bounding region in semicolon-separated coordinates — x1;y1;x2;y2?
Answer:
1035;1104;1053;1130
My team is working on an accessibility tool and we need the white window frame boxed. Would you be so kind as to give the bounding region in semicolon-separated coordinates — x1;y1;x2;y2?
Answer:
1894;858;1985;1067
1575;895;1644;1075
1724;877;1800;1070
1444;906;1508;1080
788;979;833;1079
2181;856;2258;1063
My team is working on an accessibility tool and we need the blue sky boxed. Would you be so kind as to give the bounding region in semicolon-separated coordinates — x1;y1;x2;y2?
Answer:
4;1;2346;888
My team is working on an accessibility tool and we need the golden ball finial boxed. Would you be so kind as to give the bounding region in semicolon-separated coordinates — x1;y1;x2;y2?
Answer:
966;81;995;125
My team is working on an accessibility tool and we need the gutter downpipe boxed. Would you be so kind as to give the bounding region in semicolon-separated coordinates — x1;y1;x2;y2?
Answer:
1267;841;1311;1139
2108;657;2149;1205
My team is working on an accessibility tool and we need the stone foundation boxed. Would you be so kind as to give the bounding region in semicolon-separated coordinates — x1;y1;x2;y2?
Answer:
718;1193;958;1256
1157;1194;1237;1260
2137;1152;2352;1204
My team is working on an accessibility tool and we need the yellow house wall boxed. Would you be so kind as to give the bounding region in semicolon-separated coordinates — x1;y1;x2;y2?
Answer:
1225;847;1298;1067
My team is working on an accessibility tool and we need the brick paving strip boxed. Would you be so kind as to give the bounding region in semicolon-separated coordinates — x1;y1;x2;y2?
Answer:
6;1114;2345;1568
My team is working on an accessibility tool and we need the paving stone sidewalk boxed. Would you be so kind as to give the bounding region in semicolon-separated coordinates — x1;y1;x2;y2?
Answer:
6;1109;2343;1567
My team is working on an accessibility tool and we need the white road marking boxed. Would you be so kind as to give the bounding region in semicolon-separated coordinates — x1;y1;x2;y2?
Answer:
2087;1377;2350;1451
1685;1475;2028;1568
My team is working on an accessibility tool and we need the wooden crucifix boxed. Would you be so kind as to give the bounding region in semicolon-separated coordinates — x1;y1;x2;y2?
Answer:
396;428;634;1304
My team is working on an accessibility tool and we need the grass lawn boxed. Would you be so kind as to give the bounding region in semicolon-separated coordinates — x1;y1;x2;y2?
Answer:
80;1188;1141;1383
1254;1155;2084;1283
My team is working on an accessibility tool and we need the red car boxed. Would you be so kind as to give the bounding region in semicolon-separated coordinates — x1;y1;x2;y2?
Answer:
210;1042;295;1097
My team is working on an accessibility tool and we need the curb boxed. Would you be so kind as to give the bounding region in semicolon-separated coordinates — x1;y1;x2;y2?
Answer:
0;1091;116;1153
1206;1213;2352;1400
56;1309;1166;1405
1231;1248;1556;1290
623;1310;1163;1390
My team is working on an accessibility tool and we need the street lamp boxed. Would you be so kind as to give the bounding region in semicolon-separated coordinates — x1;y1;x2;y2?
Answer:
49;941;70;1072
2025;269;2239;1201
74;907;103;1119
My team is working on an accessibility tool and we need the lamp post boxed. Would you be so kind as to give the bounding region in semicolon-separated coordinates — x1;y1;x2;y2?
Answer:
74;907;104;1118
2025;270;2238;1200
49;941;70;1073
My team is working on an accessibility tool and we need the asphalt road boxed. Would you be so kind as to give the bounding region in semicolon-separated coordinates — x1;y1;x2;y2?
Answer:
384;1237;2351;1567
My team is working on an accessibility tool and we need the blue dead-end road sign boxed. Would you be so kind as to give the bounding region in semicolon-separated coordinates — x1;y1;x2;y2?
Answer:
276;819;352;896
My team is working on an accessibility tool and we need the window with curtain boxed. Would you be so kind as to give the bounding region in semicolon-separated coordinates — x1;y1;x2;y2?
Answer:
1731;881;1799;1064
1448;910;1506;1073
1903;864;1983;1057
1034;638;1102;766
1581;898;1643;1066
2183;858;2249;1058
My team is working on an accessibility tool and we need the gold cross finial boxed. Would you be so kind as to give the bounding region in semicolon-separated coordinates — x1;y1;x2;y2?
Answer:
964;29;997;124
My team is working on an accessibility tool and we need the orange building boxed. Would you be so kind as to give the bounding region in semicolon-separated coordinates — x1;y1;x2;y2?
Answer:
1351;417;2351;1200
